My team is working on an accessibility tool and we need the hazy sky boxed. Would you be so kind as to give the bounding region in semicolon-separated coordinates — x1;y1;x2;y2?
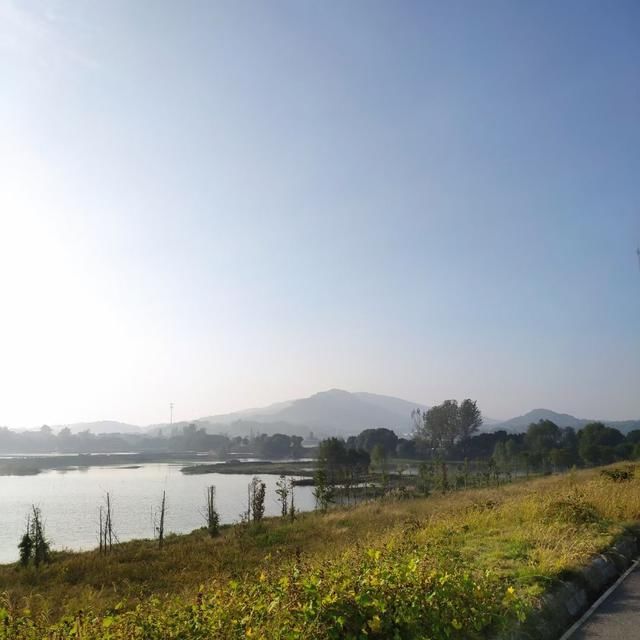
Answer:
1;0;639;428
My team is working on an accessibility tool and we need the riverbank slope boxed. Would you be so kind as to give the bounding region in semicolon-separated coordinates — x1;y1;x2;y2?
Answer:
1;464;638;639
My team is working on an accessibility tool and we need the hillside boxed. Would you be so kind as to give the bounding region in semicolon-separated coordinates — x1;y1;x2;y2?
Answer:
496;409;640;434
2;466;638;639
54;420;143;435
197;389;429;437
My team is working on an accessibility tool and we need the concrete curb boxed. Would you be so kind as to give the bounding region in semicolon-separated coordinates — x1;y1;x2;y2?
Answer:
499;529;640;640
557;559;639;640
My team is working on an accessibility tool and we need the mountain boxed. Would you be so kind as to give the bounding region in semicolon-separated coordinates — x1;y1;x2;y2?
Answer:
497;409;586;431
496;409;640;434
56;421;143;435
46;399;639;439
197;389;429;437
199;399;297;424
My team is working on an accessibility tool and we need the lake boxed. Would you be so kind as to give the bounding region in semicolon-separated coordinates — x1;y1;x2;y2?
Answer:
0;463;316;564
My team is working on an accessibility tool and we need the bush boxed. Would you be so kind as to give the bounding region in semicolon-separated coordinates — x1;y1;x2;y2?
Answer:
544;490;601;525
600;466;635;483
0;534;525;639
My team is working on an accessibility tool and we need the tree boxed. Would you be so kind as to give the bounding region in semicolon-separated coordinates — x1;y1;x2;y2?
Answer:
413;399;482;455
317;437;369;483
345;448;370;473
626;430;640;445
450;430;512;460
255;434;304;459
395;438;417;458
275;475;290;518
370;444;387;472
492;441;508;468
249;477;266;523
524;420;561;470
414;400;459;454
549;447;574;471
205;486;220;537
458;399;483;453
578;422;625;466
156;491;166;549
370;444;388;491
99;492;117;554
418;462;434;495
30;506;50;567
18;516;33;567
288;478;296;522
313;469;334;512
351;428;398;456
318;438;348;481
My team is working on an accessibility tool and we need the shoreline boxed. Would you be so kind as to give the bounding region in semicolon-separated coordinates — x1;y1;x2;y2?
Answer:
0;453;316;476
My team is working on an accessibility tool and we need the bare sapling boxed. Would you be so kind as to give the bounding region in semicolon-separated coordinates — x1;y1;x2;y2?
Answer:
157;490;166;549
289;477;296;522
205;485;220;537
99;492;118;553
275;474;289;518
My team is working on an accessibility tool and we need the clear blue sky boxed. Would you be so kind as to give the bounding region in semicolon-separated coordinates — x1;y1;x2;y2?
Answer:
1;0;639;427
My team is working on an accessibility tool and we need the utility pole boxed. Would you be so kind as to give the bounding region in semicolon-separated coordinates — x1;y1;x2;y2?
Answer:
170;402;174;426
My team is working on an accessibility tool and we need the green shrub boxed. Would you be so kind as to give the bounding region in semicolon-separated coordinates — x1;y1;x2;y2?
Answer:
600;466;635;483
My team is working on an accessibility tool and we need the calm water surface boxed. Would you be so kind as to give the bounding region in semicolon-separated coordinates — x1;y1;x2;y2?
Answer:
0;463;315;564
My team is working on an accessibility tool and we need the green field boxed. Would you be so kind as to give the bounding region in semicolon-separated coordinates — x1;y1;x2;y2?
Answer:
1;465;638;639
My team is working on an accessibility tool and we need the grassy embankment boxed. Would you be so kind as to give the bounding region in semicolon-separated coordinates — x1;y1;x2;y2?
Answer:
1;465;639;639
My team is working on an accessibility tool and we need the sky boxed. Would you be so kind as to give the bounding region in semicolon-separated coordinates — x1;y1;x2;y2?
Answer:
0;0;639;428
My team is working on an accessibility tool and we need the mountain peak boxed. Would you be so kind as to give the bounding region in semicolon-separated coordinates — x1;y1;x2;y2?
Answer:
496;409;640;434
196;390;429;437
314;388;352;397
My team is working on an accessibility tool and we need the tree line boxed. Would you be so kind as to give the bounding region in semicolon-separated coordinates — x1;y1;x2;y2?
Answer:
414;398;640;470
0;424;305;458
314;399;640;483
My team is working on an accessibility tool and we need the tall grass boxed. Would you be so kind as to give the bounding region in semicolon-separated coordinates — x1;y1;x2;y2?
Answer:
1;465;638;639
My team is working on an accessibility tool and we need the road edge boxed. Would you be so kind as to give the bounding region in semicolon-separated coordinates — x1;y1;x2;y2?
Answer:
557;558;639;639
499;527;640;640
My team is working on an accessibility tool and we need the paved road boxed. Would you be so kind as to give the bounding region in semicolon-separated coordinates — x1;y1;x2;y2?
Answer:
569;564;640;639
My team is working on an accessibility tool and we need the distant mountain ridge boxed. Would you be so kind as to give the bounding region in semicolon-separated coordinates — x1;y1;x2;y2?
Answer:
55;420;143;435
196;389;429;437
45;395;639;437
495;408;640;434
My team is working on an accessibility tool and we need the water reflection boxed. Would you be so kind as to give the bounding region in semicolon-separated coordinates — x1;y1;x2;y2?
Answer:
0;464;316;564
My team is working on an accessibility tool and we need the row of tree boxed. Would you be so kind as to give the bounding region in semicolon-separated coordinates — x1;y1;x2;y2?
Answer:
492;419;640;471
0;424;305;458
411;399;640;470
314;400;640;478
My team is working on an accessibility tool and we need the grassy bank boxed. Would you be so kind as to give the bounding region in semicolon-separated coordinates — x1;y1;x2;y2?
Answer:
1;465;638;639
181;459;316;476
0;455;317;478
